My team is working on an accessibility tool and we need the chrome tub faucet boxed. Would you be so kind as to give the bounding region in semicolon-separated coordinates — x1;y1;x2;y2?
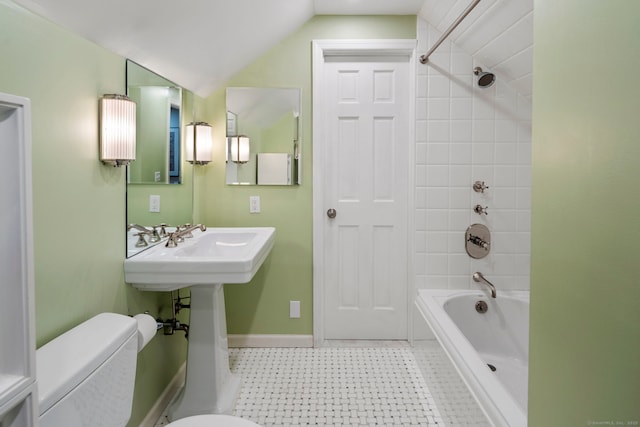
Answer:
473;272;497;298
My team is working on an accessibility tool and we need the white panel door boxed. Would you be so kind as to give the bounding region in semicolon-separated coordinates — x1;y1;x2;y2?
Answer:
321;58;411;340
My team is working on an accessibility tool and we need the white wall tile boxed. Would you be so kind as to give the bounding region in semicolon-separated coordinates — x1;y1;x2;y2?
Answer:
450;121;472;143
428;75;451;97
416;142;428;165
494;142;518;165
426;143;450;165
472;120;494;142
427;120;450;141
449;188;470;209
415;18;531;292
426;187;449;209
427;98;451;120
426;209;448;231
449;142;472;164
426;254;449;275
451;98;472;120
472;142;495;164
449;165;472;187
425;231;448;252
495;120;518;142
426;165;450;186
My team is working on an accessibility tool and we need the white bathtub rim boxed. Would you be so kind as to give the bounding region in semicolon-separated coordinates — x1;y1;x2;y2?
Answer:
416;289;529;427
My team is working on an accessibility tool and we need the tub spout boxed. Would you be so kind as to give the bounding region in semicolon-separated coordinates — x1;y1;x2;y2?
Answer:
473;272;496;298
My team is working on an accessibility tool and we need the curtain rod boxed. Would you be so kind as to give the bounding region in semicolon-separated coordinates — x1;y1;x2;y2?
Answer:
419;0;482;64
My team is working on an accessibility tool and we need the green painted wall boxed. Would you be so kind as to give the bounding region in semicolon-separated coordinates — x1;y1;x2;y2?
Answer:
0;2;188;425
197;15;416;335
530;1;640;425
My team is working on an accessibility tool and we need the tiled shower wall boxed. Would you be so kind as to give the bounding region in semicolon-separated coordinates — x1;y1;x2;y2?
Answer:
414;18;532;291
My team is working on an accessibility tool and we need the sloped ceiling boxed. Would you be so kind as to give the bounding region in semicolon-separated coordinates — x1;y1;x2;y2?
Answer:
10;0;532;98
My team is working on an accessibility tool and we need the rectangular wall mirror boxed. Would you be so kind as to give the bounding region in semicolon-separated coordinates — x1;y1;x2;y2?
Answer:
126;60;194;258
225;87;301;185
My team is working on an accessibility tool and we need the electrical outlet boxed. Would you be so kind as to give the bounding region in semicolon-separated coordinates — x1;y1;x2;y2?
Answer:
154;171;161;182
290;301;300;318
249;196;261;213
149;195;160;212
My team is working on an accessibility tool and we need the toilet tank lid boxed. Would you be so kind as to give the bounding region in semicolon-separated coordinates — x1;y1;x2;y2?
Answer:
36;313;138;414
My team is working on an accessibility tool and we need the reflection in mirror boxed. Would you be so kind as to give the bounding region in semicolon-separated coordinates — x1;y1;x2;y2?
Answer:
126;60;194;258
127;60;183;184
225;87;301;185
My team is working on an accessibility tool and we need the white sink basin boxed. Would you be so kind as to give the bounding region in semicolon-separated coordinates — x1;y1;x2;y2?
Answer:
124;227;275;291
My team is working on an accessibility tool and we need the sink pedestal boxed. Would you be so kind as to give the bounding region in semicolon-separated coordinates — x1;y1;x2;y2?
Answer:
167;284;241;421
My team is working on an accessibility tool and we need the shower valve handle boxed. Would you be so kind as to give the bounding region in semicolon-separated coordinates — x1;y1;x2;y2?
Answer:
473;181;489;193
474;205;488;215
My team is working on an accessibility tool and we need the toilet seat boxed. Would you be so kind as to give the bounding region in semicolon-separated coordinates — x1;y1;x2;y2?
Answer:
167;414;261;427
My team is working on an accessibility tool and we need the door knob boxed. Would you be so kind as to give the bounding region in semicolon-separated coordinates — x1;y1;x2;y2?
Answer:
327;208;337;219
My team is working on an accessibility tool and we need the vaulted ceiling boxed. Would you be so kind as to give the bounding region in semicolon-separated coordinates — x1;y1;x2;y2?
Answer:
11;0;532;98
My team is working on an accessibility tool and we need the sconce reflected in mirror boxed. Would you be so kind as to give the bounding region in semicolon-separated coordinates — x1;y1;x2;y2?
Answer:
227;135;250;164
185;121;213;165
225;87;301;185
99;94;136;167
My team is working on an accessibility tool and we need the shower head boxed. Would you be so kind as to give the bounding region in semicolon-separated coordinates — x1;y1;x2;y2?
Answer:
473;67;495;88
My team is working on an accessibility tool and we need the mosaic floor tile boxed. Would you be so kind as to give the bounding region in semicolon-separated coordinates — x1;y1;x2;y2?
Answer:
154;343;488;426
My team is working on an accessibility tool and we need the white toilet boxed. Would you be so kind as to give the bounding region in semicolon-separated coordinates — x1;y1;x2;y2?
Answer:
36;312;259;427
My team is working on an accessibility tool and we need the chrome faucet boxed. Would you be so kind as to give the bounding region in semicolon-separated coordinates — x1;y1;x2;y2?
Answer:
128;223;151;233
165;224;207;248
473;272;497;298
128;223;162;244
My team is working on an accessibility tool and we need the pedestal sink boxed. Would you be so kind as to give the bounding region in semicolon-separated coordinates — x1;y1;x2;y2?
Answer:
124;227;275;421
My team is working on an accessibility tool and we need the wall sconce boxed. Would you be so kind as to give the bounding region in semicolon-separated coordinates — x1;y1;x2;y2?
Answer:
99;94;136;167
185;122;213;165
228;135;250;164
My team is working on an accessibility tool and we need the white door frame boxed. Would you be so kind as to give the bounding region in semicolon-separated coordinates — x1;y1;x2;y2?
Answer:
312;39;417;347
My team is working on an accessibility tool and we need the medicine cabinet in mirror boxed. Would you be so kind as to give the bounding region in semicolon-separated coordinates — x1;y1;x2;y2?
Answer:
225;87;301;185
126;60;194;258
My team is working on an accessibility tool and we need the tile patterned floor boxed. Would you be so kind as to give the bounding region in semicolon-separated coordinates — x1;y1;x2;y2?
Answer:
154;342;488;426
411;341;490;426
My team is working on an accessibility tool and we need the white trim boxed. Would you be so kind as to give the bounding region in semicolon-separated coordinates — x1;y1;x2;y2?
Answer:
312;39;417;347
228;334;314;348
138;363;186;427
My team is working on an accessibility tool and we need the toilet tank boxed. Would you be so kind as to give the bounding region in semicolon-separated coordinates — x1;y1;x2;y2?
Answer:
37;313;139;427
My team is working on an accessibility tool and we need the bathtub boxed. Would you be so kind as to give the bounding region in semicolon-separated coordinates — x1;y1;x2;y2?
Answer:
415;289;529;427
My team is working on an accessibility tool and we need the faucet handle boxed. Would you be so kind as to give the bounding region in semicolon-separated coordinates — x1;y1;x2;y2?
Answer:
473;181;490;193
158;223;170;237
135;232;149;248
474;204;488;215
165;233;178;248
149;226;162;243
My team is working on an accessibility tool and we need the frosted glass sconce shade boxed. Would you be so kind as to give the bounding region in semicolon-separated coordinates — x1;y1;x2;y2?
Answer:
186;122;213;165
99;94;136;166
229;135;250;164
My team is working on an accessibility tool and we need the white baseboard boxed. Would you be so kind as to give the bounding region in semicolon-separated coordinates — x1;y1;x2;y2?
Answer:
228;334;313;348
138;363;185;427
